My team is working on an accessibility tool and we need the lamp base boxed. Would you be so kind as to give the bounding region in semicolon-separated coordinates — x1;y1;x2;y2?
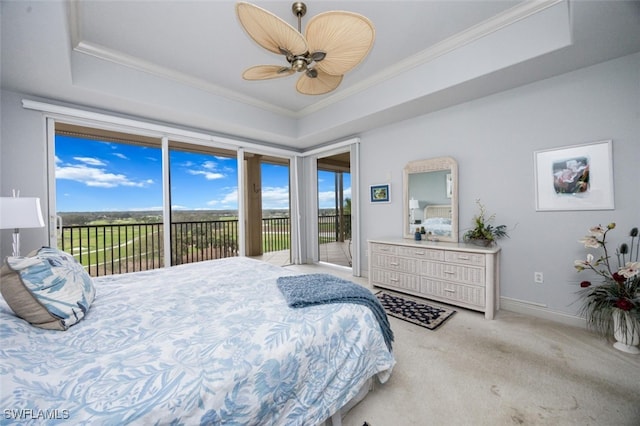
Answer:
11;229;20;257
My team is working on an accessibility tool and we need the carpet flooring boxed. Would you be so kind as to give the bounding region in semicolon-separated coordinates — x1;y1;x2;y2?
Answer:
283;263;640;426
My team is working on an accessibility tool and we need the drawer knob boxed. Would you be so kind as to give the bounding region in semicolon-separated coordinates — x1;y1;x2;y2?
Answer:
444;288;456;293
390;262;399;266
444;270;455;275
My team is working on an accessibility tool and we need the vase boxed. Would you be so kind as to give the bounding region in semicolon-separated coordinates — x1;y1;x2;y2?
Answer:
468;238;493;247
612;310;640;354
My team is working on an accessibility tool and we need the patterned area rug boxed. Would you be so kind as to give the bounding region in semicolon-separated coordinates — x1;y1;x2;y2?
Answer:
375;291;456;330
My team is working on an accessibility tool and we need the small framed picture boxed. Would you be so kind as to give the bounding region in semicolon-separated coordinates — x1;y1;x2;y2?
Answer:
370;184;390;203
534;140;614;211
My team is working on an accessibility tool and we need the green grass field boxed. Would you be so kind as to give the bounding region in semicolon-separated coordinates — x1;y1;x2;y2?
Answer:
59;216;349;275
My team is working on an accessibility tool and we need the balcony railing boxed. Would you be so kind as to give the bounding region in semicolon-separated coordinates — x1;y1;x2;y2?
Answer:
59;215;350;277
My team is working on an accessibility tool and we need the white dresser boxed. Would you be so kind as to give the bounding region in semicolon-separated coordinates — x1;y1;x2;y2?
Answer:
368;238;501;319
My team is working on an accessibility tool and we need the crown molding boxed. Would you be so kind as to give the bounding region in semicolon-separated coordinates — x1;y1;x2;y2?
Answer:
72;40;298;118
68;0;565;119
68;1;297;117
299;0;566;116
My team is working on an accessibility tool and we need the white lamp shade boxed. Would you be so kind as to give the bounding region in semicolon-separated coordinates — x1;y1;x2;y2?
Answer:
409;199;420;209
0;197;45;229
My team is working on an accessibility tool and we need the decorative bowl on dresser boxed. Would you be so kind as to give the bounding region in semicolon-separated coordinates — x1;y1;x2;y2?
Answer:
368;238;500;319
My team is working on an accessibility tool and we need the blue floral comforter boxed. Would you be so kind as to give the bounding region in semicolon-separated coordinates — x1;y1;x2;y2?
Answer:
0;257;395;425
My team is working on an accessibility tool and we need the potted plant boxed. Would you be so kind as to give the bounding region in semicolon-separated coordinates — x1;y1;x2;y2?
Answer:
574;223;640;354
463;199;508;246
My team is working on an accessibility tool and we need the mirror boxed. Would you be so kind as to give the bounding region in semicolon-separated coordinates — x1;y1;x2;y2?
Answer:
403;157;458;242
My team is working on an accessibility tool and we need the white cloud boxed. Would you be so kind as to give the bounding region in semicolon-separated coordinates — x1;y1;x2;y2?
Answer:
56;163;151;188
188;170;225;180
318;190;336;205
73;156;106;166
113;153;128;160
318;186;351;208
186;160;226;180
207;188;237;207
261;186;290;209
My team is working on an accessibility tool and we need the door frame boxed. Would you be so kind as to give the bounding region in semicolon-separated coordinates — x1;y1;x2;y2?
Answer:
301;138;360;276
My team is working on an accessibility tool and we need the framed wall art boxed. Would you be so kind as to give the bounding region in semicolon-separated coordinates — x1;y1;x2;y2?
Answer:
370;184;390;203
534;140;614;211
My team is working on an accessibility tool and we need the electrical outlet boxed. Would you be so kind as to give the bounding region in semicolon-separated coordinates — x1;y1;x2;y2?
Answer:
534;272;544;283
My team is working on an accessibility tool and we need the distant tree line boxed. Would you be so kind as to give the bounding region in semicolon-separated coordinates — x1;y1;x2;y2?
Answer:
60;205;349;226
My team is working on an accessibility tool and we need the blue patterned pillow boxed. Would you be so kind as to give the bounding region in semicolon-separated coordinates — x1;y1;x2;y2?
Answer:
0;247;95;330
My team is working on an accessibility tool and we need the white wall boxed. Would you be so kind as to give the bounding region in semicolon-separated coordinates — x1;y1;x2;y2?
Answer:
0;91;49;260
359;52;640;321
2;53;639;323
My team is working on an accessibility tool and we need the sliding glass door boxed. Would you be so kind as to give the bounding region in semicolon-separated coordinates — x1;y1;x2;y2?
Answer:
53;124;164;275
49;120;295;275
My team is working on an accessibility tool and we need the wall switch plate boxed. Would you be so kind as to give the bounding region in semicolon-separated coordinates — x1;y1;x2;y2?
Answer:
534;272;544;283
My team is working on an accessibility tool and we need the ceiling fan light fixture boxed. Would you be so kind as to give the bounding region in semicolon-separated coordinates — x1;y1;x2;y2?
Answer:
291;57;308;72
236;2;375;95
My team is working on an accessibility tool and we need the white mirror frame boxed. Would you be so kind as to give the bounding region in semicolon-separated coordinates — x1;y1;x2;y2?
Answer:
403;156;458;242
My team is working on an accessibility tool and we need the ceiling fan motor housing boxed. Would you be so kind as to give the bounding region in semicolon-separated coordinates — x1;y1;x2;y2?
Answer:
291;57;308;72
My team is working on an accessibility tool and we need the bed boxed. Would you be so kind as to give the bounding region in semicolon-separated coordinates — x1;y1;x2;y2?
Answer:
422;204;453;236
0;252;395;425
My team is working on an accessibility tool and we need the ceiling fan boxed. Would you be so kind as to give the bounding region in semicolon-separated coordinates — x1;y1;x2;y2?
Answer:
236;1;375;95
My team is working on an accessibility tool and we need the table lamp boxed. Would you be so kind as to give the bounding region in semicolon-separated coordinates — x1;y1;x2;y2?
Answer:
409;198;420;224
0;195;45;257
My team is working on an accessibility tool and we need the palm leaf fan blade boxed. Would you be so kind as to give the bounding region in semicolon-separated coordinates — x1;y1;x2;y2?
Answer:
243;65;295;80
305;11;375;76
296;71;342;95
236;2;307;56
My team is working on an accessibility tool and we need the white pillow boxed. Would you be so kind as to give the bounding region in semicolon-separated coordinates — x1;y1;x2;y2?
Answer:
0;247;95;330
425;217;451;225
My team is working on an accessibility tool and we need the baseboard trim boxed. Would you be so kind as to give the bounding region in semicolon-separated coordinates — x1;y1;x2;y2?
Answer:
500;297;587;329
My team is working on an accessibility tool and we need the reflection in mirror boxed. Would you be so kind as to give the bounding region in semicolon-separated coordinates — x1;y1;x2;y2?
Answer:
403;157;458;242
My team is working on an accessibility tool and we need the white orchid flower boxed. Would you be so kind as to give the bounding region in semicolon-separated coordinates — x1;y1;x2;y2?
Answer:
579;236;601;249
574;253;594;269
588;225;608;236
619;262;640;279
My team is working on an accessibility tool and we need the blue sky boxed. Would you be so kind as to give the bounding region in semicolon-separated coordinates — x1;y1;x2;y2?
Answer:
55;136;350;212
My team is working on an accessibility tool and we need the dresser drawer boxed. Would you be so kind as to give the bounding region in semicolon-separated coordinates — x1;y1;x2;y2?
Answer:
445;251;485;267
420;261;485;285
371;268;420;292
420;278;485;308
371;253;417;274
370;243;398;255
397;246;444;261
